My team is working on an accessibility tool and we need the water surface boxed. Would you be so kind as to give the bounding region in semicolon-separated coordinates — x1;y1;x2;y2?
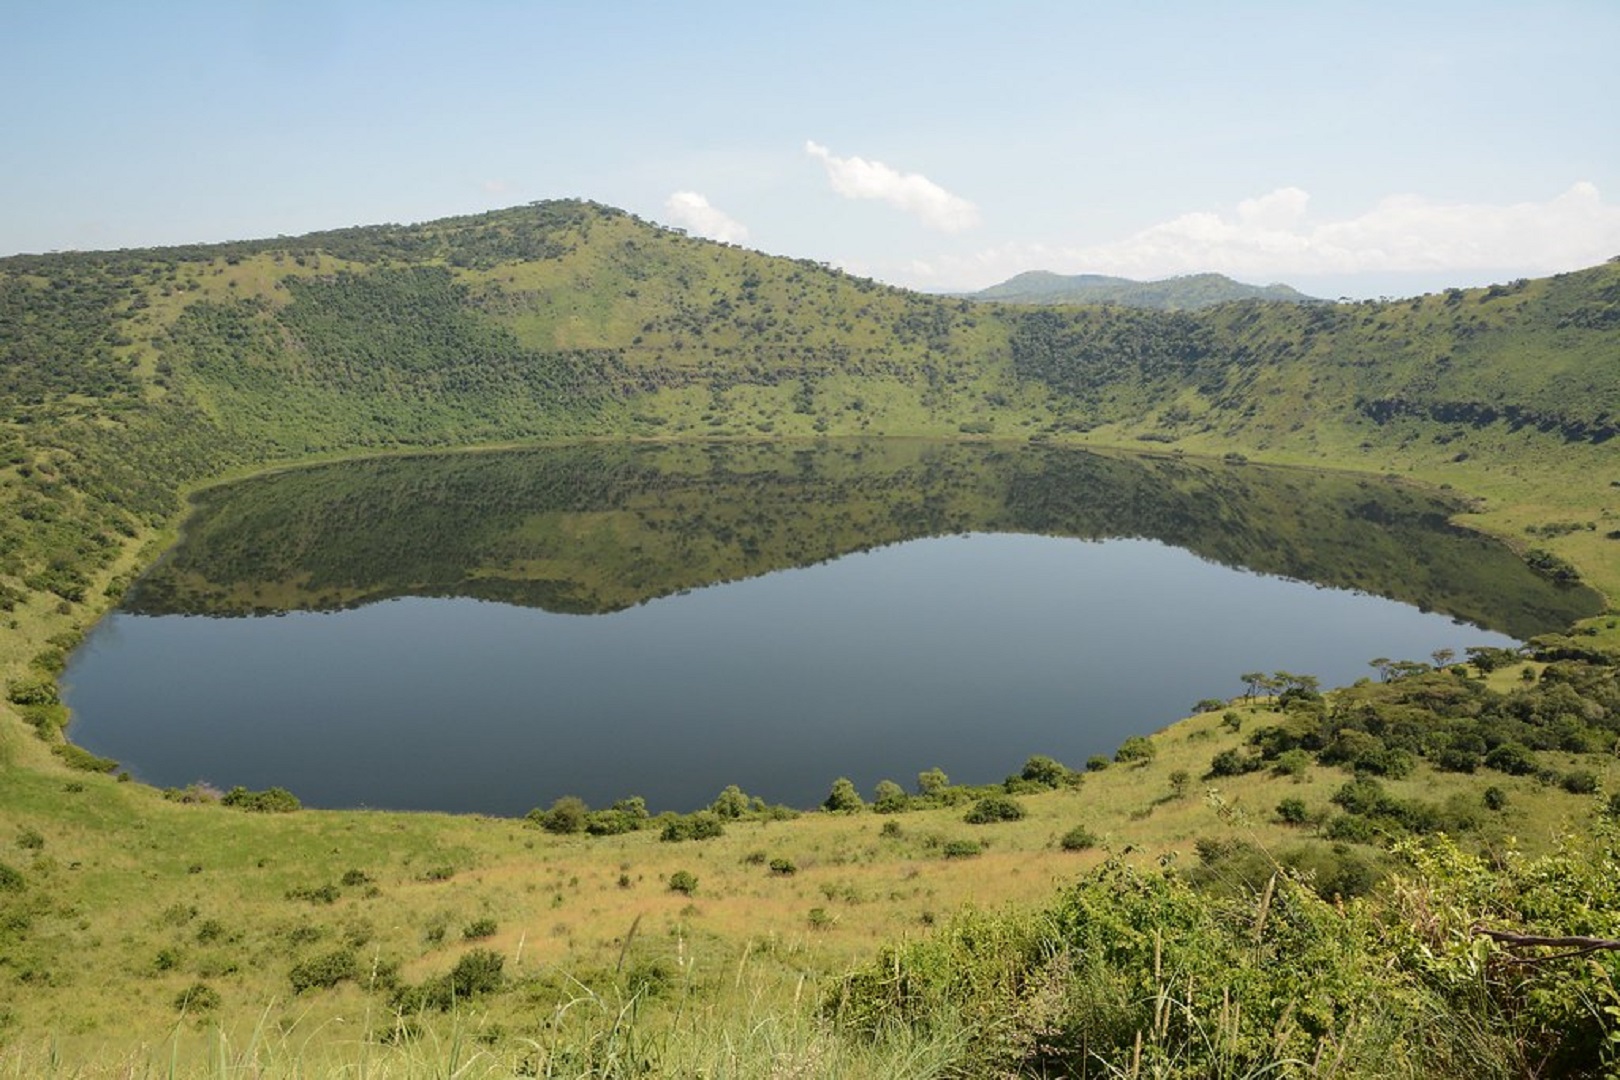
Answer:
63;441;1597;814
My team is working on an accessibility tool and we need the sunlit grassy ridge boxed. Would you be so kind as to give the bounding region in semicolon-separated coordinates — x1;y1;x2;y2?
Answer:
3;203;1620;1075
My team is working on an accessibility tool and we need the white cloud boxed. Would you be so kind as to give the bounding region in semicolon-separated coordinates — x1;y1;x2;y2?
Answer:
663;191;750;244
906;183;1620;291
805;140;980;233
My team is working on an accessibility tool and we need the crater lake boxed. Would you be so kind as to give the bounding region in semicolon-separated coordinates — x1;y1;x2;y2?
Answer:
60;440;1601;815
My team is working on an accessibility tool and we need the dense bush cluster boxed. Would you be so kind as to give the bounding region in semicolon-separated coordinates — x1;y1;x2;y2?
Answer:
1222;643;1619;844
834;824;1620;1078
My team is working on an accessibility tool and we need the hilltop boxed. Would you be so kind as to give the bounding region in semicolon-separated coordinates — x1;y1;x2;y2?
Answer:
970;268;1320;308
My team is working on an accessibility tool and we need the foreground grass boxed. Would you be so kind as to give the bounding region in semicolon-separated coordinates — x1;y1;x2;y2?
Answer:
3;657;1616;1076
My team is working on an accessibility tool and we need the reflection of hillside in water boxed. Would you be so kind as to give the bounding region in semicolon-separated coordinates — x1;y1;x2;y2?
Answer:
127;440;1601;639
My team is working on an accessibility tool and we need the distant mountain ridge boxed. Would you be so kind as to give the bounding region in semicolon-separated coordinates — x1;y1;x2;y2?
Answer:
972;270;1320;309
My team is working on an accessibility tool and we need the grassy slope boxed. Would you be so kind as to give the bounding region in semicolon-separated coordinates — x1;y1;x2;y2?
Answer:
4;673;1614;1073
2;204;1619;1073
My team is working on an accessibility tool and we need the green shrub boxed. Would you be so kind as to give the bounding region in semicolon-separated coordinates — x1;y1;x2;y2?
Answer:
1560;769;1599;794
660;812;725;842
1323;814;1379;843
1114;735;1156;764
1084;755;1110;771
705;785;746;818
221;786;301;812
668;870;698;895
1276;797;1309;824
392;948;504;1012
5;677;58;707
529;795;588;834
1208;748;1262;777
462;918;497;940
872;779;909;813
1484;742;1537;775
768;857;797;876
1484;786;1509;811
1018;754;1071;789
916;767;950;797
173;982;221;1013
823;777;865;813
1436;747;1481;773
941;839;983;859
964;794;1026;824
0;862;24;892
1271;749;1311;778
289;949;358;994
1059;825;1098;851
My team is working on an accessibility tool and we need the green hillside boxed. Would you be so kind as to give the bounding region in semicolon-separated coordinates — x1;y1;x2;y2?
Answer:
3;199;1618;646
4;202;1620;1076
971;269;1320;308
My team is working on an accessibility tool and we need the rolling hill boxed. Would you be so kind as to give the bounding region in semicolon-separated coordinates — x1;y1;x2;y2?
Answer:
970;269;1320;308
4;201;1620;1077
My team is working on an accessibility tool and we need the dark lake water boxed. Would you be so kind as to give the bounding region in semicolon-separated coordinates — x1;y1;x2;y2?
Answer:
61;440;1599;815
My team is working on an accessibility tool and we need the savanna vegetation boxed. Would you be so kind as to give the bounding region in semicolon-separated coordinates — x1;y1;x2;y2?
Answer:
1;201;1618;1075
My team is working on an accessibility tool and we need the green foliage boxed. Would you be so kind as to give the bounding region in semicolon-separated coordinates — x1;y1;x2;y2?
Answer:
462;918;497;940
391;947;504;1012
172;982;221;1014
586;798;651;836
659;812;725;842
530;795;589;835
1276;797;1310;824
1058;826;1098;852
709;784;751;819
768;857;797;876
288;949;359;994
823;777;865;814
667;870;698;895
1015;754;1074;790
963;795;1027;825
1271;748;1311;778
285;883;340;905
941;839;983;859
871;779;909;813
221;786;301;812
835;858;1406;1076
1113;735;1156;764
49;743;118;773
916;767;950;796
1207;747;1263;777
6;677;58;707
0;862;23;892
1484;742;1538;775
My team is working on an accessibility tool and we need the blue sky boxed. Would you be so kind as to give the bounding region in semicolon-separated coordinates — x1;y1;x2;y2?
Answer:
5;1;1617;297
